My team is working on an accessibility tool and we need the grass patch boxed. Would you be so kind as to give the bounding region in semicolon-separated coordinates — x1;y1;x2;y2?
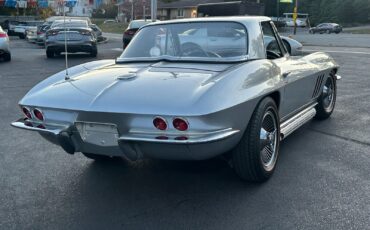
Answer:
343;29;370;34
91;18;128;34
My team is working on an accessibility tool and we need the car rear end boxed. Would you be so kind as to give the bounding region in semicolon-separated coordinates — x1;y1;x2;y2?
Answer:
332;24;342;33
0;27;11;61
26;27;38;42
45;20;97;57
123;20;152;49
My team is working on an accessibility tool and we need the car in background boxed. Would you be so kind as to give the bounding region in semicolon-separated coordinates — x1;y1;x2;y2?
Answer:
45;19;97;58
0;26;11;61
309;23;342;34
36;24;50;46
5;20;23;36
123;19;157;49
90;24;104;42
14;21;44;39
26;27;38;42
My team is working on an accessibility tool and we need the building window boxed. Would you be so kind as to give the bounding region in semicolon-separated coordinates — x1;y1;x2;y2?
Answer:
177;8;184;18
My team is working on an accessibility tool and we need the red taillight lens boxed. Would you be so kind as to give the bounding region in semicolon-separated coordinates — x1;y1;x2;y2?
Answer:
46;30;58;36
22;107;32;119
124;30;135;36
175;136;188;141
33;109;44;121
0;33;7;38
153;117;167;130
173;118;188;131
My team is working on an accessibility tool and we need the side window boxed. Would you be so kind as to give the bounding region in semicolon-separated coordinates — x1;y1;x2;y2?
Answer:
261;21;283;59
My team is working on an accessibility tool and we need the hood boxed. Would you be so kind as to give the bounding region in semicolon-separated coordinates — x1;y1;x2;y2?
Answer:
21;62;236;115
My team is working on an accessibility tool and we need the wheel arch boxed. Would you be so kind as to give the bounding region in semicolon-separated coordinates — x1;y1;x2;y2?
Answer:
265;91;281;110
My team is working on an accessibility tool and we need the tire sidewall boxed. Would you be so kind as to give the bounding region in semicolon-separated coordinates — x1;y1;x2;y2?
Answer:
315;73;337;119
255;103;280;178
232;97;280;182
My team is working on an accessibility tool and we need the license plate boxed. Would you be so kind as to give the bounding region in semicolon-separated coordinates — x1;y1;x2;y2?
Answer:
75;122;119;146
57;33;81;41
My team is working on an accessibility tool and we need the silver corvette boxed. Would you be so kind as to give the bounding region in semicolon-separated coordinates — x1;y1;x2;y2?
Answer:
12;17;340;182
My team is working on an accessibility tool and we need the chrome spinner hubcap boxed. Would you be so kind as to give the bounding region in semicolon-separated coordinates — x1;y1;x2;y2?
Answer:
260;111;278;171
322;77;334;110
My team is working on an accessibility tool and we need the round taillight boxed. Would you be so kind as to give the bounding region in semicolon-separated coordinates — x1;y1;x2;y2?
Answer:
33;109;44;121
173;118;188;131
153;117;167;130
22;107;32;119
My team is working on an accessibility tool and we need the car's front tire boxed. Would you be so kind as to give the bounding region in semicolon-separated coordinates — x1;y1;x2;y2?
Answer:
46;49;54;58
232;97;280;182
315;73;337;120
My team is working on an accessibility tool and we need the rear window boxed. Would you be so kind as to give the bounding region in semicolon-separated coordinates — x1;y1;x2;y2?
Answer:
51;21;88;28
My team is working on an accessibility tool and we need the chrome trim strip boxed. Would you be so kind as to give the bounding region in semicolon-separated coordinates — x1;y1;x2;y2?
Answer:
119;128;240;144
281;101;317;123
280;103;317;139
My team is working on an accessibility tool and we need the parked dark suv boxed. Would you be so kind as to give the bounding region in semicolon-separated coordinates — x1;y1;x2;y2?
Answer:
309;23;342;34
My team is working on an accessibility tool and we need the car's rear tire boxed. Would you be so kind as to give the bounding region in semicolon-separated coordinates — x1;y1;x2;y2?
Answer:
315;73;337;120
46;49;54;58
231;97;280;182
82;152;117;161
90;46;98;57
3;53;11;62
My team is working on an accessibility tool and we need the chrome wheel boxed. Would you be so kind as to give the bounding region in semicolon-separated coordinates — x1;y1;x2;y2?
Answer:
260;110;278;172
322;76;335;111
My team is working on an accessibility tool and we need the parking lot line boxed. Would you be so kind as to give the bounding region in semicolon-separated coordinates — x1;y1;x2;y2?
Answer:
304;49;370;55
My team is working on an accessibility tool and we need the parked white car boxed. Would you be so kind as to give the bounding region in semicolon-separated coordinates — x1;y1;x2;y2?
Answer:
0;26;11;61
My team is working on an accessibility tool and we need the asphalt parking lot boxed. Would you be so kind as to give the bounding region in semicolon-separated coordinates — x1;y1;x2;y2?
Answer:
1;34;370;229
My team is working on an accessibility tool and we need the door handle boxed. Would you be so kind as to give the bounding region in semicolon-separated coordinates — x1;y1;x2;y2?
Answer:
282;71;291;78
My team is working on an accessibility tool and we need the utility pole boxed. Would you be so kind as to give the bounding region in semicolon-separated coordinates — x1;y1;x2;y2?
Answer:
151;0;157;22
143;5;146;20
130;0;134;21
293;0;298;35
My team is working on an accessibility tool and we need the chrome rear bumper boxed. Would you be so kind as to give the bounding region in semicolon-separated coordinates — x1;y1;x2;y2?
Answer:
11;118;241;160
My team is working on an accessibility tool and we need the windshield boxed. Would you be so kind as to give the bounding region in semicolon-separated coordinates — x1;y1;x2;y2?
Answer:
119;22;248;62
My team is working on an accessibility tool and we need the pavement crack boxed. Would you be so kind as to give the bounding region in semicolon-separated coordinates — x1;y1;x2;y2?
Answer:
308;128;370;147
